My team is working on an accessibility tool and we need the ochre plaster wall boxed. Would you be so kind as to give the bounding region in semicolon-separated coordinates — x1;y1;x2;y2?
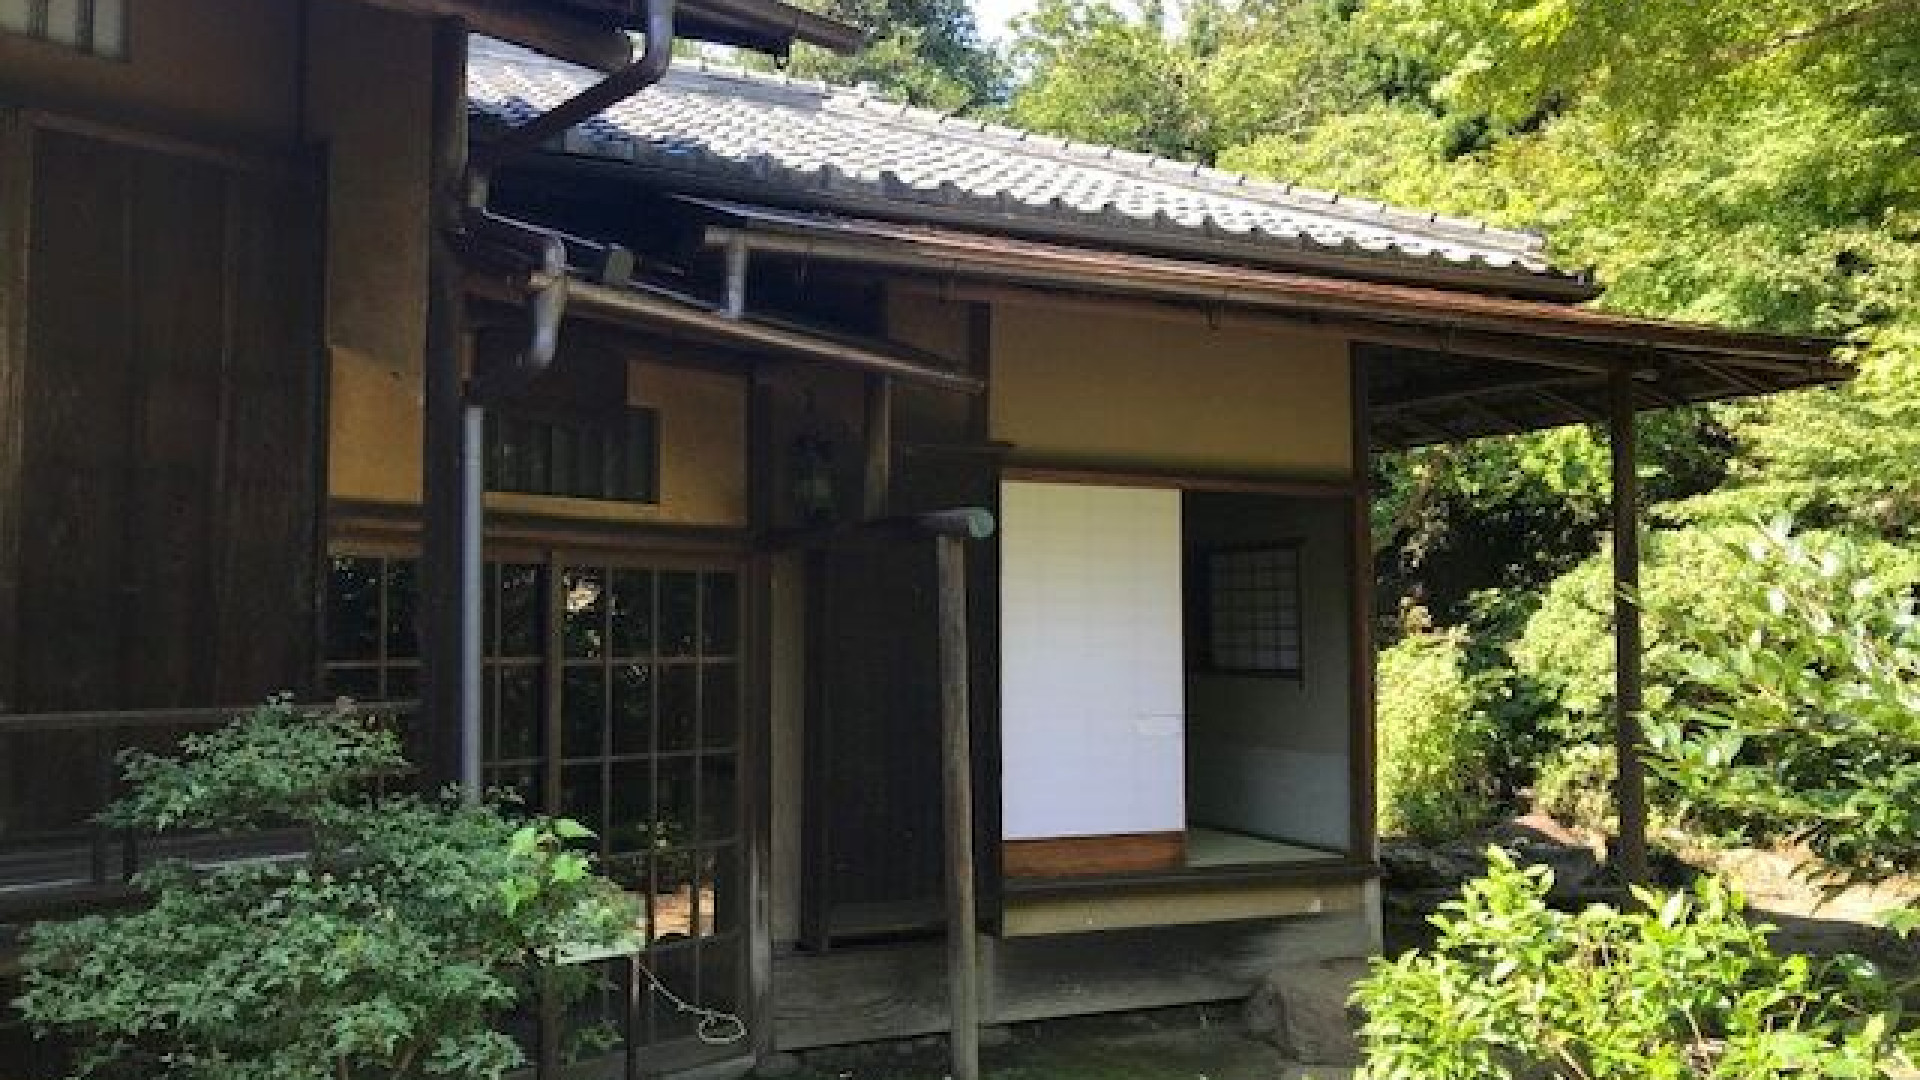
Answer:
329;352;750;528
989;299;1353;477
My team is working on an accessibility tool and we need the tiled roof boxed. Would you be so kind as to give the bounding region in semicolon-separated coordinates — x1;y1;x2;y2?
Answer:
468;38;1577;286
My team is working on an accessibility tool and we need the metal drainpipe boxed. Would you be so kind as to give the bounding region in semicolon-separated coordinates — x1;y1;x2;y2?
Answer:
443;0;676;802
472;0;678;171
723;234;750;318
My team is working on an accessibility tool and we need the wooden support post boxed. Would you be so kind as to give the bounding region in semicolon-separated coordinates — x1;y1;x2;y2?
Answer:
419;16;476;793
935;533;981;1080
0;113;32;720
862;373;892;520
1609;365;1650;886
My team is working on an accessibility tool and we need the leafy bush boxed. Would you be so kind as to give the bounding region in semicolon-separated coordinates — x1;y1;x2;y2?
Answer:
1377;626;1500;842
13;698;636;1080
1647;521;1920;889
1355;849;1913;1080
1510;523;1920;752
1532;742;1618;835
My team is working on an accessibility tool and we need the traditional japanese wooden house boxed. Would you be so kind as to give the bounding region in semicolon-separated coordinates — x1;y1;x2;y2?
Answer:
1;5;1849;1078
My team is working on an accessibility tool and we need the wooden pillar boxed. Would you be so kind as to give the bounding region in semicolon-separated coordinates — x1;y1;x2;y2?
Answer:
862;373;892;520
419;16;476;792
0;113;31;719
935;533;981;1080
1609;365;1649;886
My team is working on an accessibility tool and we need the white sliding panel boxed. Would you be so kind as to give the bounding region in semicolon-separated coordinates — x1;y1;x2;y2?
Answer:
1000;481;1185;841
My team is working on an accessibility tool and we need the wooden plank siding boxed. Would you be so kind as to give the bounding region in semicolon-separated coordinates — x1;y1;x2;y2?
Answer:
1;117;322;842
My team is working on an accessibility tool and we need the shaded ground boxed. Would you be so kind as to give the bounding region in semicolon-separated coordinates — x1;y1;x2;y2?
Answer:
789;1008;1351;1080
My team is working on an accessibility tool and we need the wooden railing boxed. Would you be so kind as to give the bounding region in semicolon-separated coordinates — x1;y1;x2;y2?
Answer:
0;703;415;924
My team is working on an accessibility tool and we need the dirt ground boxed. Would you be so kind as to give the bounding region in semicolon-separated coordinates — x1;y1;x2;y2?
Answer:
787;1008;1351;1080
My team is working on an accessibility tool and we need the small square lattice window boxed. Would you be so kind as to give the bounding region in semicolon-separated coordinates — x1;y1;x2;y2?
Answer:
1205;544;1304;675
1;0;128;58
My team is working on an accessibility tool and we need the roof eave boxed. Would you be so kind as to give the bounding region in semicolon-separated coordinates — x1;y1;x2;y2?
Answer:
359;0;859;68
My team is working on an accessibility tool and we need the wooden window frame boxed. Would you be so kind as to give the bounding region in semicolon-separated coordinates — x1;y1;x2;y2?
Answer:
0;0;130;60
1198;540;1307;680
483;402;662;506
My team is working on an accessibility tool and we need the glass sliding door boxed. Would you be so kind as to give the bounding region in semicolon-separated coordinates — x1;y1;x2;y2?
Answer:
325;549;747;1068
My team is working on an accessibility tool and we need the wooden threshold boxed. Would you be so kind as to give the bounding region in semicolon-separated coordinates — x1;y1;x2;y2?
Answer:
1003;832;1185;879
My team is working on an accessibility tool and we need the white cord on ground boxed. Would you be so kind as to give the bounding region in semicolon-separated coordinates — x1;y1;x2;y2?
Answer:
635;957;747;1046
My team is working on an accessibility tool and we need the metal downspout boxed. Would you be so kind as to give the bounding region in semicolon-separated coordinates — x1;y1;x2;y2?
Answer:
472;0;678;171
437;0;677;802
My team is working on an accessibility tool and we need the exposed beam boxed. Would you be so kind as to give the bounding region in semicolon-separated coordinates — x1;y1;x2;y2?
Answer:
468;271;985;393
1533;386;1604;425
347;0;635;71
1609;365;1650;887
1373;372;1596;415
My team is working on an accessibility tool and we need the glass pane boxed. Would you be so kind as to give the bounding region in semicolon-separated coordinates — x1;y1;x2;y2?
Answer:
91;0;125;57
607;760;654;857
609;569;654;658
697;757;735;845
698;847;736;938
385;666;418;703
563;568;606;659
497;563;543;657
487;763;542;813
658;572;698;658
562;667;606;759
0;0;31;34
325;666;379;701
649;871;696;944
551;424;577;496
658;666;697;753
655;758;695;854
326;557;381;661
385;559;419;659
701;573;738;655
495;665;542;761
575;429;605;500
560;763;605;838
612;664;653;756
44;0;79;44
701;664;737;750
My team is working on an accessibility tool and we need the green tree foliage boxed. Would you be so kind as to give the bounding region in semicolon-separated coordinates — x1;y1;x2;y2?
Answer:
1356;849;1914;1079
1004;0;1205;158
1376;626;1501;842
1647;522;1920;889
14;699;636;1080
783;0;1005;108
1005;0;1410;162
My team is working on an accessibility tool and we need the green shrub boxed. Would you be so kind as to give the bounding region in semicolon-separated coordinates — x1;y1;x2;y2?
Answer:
1511;522;1920;751
1532;741;1618;834
1377;627;1500;842
1647;520;1920;889
13;698;637;1080
1355;849;1913;1080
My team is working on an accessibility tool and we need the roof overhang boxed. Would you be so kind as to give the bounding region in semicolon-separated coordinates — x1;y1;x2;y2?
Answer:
689;200;1851;448
356;0;859;70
